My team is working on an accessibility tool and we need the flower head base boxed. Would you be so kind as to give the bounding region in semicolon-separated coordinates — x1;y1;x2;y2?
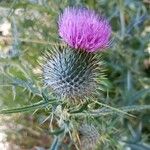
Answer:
58;7;111;52
41;45;102;101
79;124;100;150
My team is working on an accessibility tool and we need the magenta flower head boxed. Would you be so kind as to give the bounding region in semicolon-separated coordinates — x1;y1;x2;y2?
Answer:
58;7;112;52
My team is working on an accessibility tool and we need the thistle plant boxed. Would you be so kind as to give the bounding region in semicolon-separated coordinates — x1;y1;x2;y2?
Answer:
42;7;111;102
0;1;150;150
40;7;111;149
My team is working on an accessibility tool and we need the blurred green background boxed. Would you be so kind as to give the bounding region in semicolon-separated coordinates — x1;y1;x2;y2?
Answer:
0;0;150;150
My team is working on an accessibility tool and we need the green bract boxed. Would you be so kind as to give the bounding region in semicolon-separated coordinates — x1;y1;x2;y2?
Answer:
42;45;103;101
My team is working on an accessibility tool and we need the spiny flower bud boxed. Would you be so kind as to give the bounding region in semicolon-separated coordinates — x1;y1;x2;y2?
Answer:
58;7;112;52
42;45;101;101
79;124;100;150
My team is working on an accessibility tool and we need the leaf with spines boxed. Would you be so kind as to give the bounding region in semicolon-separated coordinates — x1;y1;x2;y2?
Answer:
0;99;56;114
70;104;150;117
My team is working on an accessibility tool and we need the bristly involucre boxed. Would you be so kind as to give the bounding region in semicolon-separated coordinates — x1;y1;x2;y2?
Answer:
58;7;112;52
79;124;100;150
42;45;101;101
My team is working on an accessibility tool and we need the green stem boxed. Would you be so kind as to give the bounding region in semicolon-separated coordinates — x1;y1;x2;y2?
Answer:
127;70;131;91
50;136;60;150
119;0;125;39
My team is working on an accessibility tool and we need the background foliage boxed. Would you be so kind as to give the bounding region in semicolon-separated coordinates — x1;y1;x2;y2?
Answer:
0;0;150;150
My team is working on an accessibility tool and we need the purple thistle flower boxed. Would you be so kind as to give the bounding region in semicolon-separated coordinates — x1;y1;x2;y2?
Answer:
58;7;112;52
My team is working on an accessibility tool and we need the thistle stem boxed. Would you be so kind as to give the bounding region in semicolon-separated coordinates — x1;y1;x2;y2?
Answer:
49;136;60;150
127;70;131;91
119;0;125;39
